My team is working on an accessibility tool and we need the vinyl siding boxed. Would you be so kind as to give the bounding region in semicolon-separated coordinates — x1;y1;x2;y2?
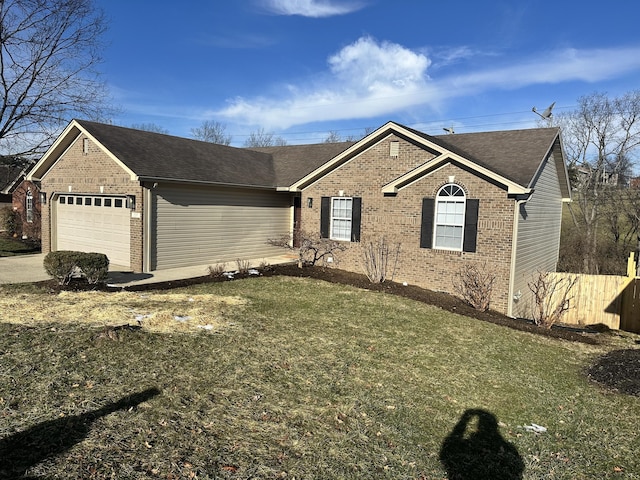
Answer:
511;153;563;318
151;185;292;270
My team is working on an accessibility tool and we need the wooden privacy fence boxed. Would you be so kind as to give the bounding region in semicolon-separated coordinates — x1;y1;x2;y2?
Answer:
550;253;640;333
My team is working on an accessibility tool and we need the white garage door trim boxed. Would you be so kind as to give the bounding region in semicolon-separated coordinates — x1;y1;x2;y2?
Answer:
55;194;131;268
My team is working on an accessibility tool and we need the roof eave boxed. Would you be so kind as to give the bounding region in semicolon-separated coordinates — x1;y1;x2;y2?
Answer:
380;152;532;196
137;176;280;191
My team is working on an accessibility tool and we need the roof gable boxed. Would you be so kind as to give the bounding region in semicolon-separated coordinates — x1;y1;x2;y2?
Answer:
289;121;567;197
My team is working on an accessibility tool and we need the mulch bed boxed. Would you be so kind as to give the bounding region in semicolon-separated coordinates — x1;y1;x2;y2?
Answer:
41;263;640;397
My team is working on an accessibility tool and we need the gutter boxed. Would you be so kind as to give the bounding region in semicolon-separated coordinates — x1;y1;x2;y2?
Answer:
136;176;281;191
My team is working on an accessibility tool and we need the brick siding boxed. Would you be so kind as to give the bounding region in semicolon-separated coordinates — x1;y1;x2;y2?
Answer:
301;134;515;314
39;134;144;272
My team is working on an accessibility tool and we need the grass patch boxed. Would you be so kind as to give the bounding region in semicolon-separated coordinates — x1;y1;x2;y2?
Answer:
0;233;40;257
1;276;639;479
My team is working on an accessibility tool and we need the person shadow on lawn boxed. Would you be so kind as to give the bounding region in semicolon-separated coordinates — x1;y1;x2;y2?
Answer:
0;387;161;480
440;408;524;480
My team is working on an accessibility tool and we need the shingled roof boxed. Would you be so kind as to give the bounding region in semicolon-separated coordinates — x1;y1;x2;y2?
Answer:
30;120;564;194
68;121;353;188
428;127;562;188
248;142;355;186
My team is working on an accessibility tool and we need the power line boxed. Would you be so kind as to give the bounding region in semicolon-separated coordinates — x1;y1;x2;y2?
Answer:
227;104;575;143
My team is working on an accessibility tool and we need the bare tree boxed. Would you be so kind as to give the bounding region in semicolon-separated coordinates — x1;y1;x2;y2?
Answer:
243;127;287;147
0;0;113;157
558;91;640;274
130;123;169;134
191;120;232;145
323;130;342;143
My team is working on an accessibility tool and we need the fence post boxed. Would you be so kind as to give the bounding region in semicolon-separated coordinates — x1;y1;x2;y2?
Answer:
628;252;637;278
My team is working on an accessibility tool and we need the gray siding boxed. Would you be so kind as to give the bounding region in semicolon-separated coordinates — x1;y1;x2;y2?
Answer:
151;185;292;270
511;153;563;318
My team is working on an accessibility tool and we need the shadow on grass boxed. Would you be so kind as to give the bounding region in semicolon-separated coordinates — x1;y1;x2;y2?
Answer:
0;387;161;479
440;409;524;480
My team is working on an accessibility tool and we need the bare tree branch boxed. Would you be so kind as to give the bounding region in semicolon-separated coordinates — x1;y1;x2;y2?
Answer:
191;120;232;145
0;0;114;157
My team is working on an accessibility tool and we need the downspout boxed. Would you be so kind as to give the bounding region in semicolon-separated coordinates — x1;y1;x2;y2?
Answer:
142;186;152;272
507;197;528;318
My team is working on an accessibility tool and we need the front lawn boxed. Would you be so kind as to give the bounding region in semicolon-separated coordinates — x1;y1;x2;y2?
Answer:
0;232;40;256
1;276;639;479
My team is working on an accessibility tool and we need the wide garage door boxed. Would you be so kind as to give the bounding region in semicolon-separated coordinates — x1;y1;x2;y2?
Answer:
152;185;291;270
56;194;131;268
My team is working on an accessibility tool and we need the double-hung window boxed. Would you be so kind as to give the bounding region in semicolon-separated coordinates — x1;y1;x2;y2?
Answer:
320;196;361;242
434;184;465;250
330;197;353;241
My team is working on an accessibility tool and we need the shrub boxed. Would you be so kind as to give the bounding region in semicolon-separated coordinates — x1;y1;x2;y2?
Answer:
0;206;18;236
453;262;496;311
528;271;578;328
268;230;347;268
235;258;251;273
359;236;401;283
207;263;226;277
75;253;109;284
43;251;81;285
43;251;109;285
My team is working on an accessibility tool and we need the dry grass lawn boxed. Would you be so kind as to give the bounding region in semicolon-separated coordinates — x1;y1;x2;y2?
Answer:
0;290;246;333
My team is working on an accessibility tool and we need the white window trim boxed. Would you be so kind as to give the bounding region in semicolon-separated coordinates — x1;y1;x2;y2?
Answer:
329;196;353;241
433;184;466;251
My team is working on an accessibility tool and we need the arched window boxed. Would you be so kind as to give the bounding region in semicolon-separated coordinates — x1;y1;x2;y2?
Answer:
434;184;465;250
26;188;33;223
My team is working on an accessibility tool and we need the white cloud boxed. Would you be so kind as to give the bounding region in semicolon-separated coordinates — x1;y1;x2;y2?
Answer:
260;0;365;17
214;40;640;129
443;47;640;95
216;36;434;128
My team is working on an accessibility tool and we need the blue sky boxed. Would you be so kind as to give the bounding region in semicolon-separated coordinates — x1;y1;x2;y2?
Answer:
95;0;640;146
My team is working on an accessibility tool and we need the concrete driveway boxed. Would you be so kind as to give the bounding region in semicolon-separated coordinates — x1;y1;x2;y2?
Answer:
0;254;49;284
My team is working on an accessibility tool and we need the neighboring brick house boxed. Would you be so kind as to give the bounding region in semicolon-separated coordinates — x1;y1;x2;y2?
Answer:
28;120;570;318
1;162;41;239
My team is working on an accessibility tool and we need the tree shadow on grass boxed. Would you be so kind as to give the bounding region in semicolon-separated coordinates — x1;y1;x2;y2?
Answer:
0;387;161;479
440;409;524;480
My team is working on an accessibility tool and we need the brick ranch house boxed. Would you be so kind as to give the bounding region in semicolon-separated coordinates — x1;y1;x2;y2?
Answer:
28;120;570;318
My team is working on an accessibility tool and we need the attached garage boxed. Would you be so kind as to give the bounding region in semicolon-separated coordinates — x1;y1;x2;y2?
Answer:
28;120;353;273
150;185;292;270
55;194;131;268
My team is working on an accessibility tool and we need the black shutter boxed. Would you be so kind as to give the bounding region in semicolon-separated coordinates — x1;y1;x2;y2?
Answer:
320;197;330;238
420;198;434;248
463;199;479;253
351;197;362;242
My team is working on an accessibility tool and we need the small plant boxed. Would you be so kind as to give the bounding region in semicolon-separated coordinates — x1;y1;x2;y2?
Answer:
360;236;401;283
268;230;347;268
258;259;272;271
528;271;578;329
453;262;496;311
207;263;226;277
235;258;251;273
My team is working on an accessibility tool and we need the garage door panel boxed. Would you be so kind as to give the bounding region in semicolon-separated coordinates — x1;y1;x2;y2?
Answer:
56;195;131;268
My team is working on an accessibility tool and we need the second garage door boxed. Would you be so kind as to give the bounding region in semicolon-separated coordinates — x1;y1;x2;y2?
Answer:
56;194;131;268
